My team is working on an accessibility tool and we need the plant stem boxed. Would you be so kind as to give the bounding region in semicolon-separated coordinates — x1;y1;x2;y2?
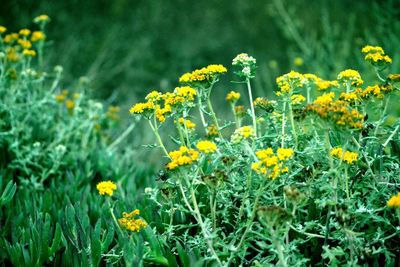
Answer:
288;100;298;147
246;78;257;137
186;179;222;266
383;124;400;147
148;119;170;158
197;91;208;131
281;102;287;147
344;166;350;201
108;201;124;236
206;97;223;139
351;136;373;176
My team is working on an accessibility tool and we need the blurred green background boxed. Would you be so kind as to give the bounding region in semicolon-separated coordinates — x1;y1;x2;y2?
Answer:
1;0;399;146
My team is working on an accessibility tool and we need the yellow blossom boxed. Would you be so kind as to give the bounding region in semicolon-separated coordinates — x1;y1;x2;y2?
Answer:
22;49;36;57
226;91;241;102
337;69;363;86
196;140;217;154
118;210;147;232
387;192;400;208
31;31;46;42
167;146;199;170
293;57;303;66
179;64;227;83
277;148;294;161
291;94;306;105
330;147;358;164
96;180;117;196
19;29;31;36
65;100;75;110
0;26;6;34
34;14;50;23
129;102;155;114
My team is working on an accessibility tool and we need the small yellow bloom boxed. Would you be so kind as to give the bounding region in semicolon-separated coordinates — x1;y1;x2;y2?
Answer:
31;31;46;42
196;140;217;154
55;94;66;102
337;69;363;86
277;148;294;161
387;192;400;208
96;180;117;196
226;91;241;103
330;147;358;164
19;29;31;36
34;14;50;23
0;26;6;34
291;94;306;105
65;100;75;110
167;146;199;170
118;210;147;232
22;49;36;57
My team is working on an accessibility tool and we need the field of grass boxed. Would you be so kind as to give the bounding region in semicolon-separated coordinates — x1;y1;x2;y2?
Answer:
1;1;400;266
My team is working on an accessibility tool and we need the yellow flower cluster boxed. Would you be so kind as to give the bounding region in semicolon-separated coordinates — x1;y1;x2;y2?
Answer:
232;53;256;66
330;147;358;164
307;93;364;129
337;69;363;86
387;192;400;208
226;91;241;103
276;71;305;94
130;87;197;122
356;84;394;99
177;117;196;130
34;14;50;24
361;45;392;65
196;140;217;154
167;146;199;170
231;126;255;143
54;90;78;112
252;147;293;179
291;94;306;105
206;124;219;138
96;180;117;196
118;210;147;232
339;92;359;102
253;97;275;112
0;26;6;34
179;64;227;83
387;74;400;82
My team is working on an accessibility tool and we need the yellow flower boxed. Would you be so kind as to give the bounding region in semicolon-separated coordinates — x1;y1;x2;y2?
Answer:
145;90;163;103
206;124;219;138
337;69;363;86
129;101;154;114
276;71;305;94
196;140;217;154
179;64;227;83
361;45;384;54
226;91;241;103
291;94;306;105
55;94;66;102
315;80;339;91
277;148;294;161
387;192;400;208
34;14;50;23
96;180;117;196
167;146;199;170
22;49;36;57
6;47;19;62
231;126;255;143
252;147;292;179
18;39;32;49
65;100;75;110
31;31;46;42
0;26;6;34
3;33;19;43
330;147;358;164
178;118;196;130
313;92;335;105
19;29;31;36
118;210;147;232
339;92;359;102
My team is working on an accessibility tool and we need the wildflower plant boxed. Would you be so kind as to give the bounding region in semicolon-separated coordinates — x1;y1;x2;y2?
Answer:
129;45;400;266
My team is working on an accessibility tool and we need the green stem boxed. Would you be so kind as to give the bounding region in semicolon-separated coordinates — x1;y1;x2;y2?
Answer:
231;103;240;129
288;100;298;147
281;102;287;147
374;96;390;136
108;201;124;236
206;97;223;139
351;136;373;176
186;177;222;266
344;166;350;201
197;91;208;131
246;78;257;137
148;119;170;158
383;124;400;147
175;117;186;146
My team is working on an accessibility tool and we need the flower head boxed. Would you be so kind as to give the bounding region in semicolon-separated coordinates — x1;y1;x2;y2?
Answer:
96;180;117;196
167;146;199;170
196;140;217;154
337;69;363;86
226;91;241;103
387;192;400;208
118;209;147;232
179;64;227;84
